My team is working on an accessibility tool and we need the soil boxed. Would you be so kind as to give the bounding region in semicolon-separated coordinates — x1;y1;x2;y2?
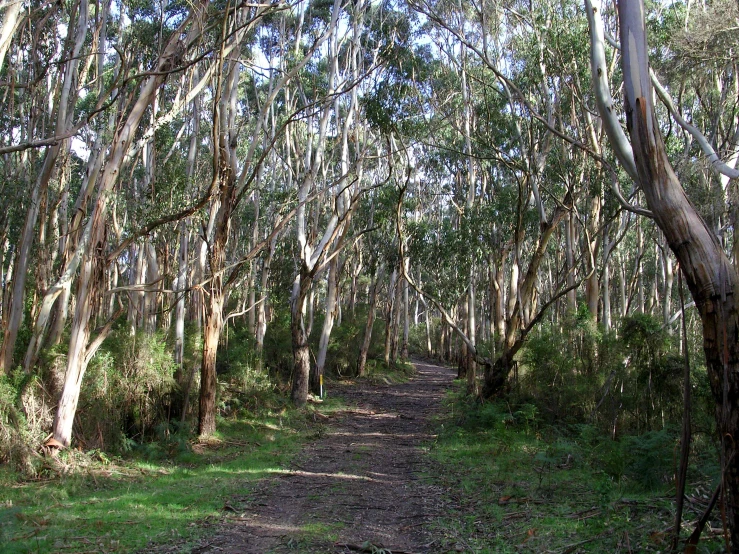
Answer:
182;360;454;554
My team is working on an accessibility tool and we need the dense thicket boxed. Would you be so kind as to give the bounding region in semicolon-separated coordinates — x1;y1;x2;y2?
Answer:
0;0;737;547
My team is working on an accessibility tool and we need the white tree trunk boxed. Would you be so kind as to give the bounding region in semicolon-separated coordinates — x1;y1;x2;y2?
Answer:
315;258;339;385
52;3;208;445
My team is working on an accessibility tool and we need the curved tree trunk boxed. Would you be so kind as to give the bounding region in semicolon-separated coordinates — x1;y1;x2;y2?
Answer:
51;3;207;446
617;1;739;546
0;0;89;375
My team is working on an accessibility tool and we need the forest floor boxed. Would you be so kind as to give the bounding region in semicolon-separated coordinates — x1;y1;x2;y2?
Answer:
4;359;724;553
162;360;455;554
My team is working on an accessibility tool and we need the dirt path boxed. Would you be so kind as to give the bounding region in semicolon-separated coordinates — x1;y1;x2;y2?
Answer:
192;360;454;554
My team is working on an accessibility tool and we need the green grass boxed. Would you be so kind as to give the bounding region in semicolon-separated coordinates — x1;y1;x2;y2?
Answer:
360;359;416;385
425;383;725;553
0;399;345;553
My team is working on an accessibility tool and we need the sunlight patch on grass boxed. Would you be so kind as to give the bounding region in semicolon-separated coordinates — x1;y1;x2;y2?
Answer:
0;404;342;553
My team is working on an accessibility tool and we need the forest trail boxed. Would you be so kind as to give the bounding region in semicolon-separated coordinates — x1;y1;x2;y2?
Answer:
188;361;454;554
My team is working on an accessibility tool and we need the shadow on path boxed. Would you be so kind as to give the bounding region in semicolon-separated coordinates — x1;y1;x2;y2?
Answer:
189;360;455;554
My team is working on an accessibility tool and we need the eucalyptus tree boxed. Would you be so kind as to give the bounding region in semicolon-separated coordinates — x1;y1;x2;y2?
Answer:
46;1;219;447
0;0;90;374
404;0;595;397
585;0;739;545
286;0;393;406
196;0;338;436
312;0;369;389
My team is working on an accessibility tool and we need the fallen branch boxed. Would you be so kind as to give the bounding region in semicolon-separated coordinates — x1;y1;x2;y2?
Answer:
336;542;417;554
557;529;614;554
684;482;721;553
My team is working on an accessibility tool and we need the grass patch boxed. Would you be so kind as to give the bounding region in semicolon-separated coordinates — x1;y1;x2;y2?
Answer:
0;398;345;553
425;382;724;553
359;359;416;385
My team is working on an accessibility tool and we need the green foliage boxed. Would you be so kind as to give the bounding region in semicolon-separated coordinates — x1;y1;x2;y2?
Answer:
316;308;385;378
217;323;281;416
0;371;54;476
360;358;415;385
519;307;621;426
406;320;430;357
71;329;178;451
622;427;677;490
262;308;295;381
621;313;670;355
429;390;723;553
517;309;689;435
361;5;429;136
0;376;32;473
577;424;678;490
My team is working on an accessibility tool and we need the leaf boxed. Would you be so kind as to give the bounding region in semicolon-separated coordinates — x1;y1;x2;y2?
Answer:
521;528;537;543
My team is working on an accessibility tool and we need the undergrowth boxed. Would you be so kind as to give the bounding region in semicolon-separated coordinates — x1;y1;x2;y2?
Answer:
426;382;724;553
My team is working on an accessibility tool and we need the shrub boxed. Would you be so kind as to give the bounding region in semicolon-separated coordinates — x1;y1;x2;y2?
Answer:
519;308;622;426
76;330;178;450
0;375;33;474
262;308;294;383
578;423;677;490
623;427;677;490
218;322;280;416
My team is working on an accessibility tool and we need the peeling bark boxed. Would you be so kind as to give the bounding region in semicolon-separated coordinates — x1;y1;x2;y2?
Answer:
617;1;739;546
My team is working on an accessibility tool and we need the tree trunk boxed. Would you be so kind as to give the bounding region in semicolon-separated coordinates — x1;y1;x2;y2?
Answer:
52;2;207;446
256;235;277;364
51;229;98;446
197;28;245;436
602;227;612;331
482;201;569;398
358;264;384;376
467;278;477;394
143;240;159;334
401;259;410;360
0;0;23;74
618;251;628;317
383;268;397;365
290;269;311;407
457;294;468;379
174;220;188;371
417;277;433;358
248;193;259;336
662;242;675;327
390;272;403;363
636;221;645;313
617;2;739;546
440;324;447;362
492;258;506;348
198;291;223;437
564;213;577;313
0;0;89;374
128;243;146;333
314;257;339;392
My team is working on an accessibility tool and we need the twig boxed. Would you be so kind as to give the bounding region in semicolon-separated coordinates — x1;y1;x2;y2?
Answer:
623;530;633;553
336;543;417;554
684;483;721;553
559;529;614;553
672;266;692;551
